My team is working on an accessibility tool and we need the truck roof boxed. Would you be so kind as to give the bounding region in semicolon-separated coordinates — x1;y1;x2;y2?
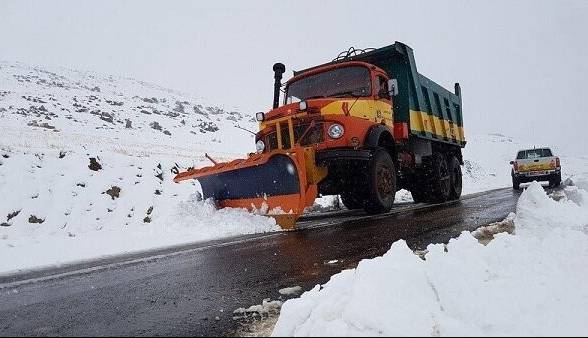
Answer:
518;147;552;152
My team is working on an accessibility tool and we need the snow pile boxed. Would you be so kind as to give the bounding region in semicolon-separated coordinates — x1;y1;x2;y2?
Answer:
471;212;516;245
234;299;284;319
279;286;303;296
273;180;588;336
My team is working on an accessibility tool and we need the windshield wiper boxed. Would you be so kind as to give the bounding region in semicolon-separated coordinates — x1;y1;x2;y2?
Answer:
303;95;327;100
330;90;363;115
330;90;362;98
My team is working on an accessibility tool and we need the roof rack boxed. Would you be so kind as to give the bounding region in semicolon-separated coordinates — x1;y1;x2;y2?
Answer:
332;47;376;62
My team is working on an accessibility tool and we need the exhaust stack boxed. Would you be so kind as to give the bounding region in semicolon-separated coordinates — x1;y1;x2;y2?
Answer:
273;63;286;109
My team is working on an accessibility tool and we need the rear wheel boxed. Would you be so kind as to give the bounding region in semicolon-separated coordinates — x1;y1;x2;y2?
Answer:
410;152;451;204
410;187;427;203
512;177;520;190
364;148;396;214
448;156;462;200
427;152;451;203
550;173;562;188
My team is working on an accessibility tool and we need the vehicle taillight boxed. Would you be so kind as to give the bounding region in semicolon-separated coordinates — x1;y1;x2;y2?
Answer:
556;157;560;168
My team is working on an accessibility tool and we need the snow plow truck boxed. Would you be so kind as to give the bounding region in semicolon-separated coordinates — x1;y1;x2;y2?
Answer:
174;41;466;229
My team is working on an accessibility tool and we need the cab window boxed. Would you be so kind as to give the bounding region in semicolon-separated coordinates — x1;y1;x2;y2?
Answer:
376;75;390;99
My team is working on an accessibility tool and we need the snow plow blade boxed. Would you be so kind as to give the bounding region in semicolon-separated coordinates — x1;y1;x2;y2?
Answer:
173;147;327;229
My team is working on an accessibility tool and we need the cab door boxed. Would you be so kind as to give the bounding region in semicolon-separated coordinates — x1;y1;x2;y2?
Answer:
373;74;394;127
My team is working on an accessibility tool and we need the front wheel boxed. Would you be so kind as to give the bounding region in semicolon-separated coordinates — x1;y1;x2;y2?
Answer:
340;192;364;210
364;148;396;214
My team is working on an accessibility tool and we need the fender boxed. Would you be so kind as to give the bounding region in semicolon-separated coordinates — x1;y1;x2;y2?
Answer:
364;124;394;148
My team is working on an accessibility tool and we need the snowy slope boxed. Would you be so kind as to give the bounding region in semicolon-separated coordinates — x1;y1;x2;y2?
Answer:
0;61;257;156
0;62;279;274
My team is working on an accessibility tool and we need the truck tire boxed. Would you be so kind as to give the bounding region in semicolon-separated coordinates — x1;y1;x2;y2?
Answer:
364;148;396;214
550;173;562;188
340;192;364;210
425;152;451;203
410;186;427;204
512;177;520;190
448;156;462;200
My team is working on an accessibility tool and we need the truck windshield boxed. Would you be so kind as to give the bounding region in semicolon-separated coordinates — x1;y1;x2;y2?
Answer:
285;66;371;104
516;148;553;159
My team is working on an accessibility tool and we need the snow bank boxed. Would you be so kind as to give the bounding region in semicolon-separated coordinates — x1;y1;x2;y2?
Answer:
0;139;281;275
0;147;279;275
273;180;588;336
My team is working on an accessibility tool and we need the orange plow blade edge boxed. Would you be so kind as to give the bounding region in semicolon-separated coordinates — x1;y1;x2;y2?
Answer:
173;147;327;229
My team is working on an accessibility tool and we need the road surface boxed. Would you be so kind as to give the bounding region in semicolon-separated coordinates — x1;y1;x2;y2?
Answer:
0;188;521;336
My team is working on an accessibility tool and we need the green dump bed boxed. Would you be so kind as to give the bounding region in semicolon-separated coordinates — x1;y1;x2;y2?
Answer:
295;42;465;147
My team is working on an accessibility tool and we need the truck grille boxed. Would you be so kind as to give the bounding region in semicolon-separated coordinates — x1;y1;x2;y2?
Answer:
265;122;324;151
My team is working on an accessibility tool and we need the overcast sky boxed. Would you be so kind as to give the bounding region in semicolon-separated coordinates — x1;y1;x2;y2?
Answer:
2;0;587;152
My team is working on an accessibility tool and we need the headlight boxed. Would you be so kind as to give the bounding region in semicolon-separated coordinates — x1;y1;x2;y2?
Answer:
256;140;265;153
299;100;307;111
328;124;345;139
256;112;265;122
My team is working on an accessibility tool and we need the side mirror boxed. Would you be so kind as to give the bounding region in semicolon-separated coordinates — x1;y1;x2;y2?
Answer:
509;161;515;165
388;79;399;96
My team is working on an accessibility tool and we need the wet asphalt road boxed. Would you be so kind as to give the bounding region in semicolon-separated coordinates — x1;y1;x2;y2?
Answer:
0;188;522;337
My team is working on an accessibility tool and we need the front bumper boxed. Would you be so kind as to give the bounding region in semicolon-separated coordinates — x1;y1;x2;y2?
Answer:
316;148;372;164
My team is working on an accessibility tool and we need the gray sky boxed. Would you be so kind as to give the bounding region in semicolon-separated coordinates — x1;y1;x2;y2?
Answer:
2;0;587;152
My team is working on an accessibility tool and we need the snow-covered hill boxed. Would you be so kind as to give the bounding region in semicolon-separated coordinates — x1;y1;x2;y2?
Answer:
0;61;257;157
1;61;587;275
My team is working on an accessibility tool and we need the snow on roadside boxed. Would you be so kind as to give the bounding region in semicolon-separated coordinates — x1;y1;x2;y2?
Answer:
0;145;279;275
272;179;588;336
278;286;303;296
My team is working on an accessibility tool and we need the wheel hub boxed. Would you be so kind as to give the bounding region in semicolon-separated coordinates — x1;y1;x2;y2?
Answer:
376;165;394;197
